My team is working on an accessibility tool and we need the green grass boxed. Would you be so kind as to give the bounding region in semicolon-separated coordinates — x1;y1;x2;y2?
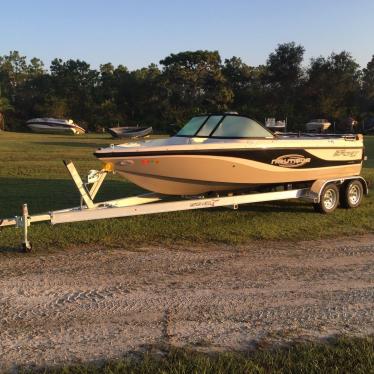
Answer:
0;132;373;251
26;336;374;373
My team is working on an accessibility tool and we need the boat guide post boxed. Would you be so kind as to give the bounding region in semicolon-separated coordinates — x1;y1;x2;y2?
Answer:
21;204;32;252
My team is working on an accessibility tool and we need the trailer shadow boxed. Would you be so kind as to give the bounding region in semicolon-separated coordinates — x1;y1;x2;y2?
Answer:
238;200;314;213
0;245;24;254
197;202;314;215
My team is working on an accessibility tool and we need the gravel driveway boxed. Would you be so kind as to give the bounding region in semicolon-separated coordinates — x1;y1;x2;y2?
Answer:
0;235;373;371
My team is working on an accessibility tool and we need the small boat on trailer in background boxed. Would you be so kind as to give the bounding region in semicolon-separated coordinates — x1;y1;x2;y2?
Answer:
26;118;85;135
107;126;153;139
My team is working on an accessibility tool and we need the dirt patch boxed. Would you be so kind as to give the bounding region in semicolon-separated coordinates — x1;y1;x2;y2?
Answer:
0;235;373;371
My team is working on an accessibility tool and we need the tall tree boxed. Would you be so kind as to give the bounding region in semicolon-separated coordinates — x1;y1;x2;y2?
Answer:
362;55;374;117
159;50;233;124
304;51;361;120
0;51;28;93
223;57;266;118
0;51;45;128
263;42;305;125
0;95;13;130
49;58;99;126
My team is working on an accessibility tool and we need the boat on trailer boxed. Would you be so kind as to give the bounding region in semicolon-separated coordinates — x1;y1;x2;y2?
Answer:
1;113;368;252
26;118;85;135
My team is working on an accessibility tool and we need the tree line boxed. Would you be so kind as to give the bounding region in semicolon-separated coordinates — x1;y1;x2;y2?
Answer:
0;42;373;132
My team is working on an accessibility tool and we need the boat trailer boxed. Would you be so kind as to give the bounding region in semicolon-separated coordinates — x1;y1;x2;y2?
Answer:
0;161;368;252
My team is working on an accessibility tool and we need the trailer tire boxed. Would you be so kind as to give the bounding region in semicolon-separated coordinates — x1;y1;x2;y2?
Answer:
340;180;363;209
313;183;339;214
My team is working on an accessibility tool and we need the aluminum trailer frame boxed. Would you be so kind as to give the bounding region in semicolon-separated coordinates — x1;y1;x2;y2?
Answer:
0;161;368;252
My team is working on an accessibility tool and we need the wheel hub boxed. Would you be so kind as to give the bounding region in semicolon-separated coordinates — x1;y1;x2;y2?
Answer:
348;185;361;205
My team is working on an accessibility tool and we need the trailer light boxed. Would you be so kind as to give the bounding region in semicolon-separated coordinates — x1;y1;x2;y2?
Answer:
104;162;114;172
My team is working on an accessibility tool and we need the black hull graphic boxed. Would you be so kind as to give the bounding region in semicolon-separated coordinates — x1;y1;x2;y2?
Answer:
95;147;362;169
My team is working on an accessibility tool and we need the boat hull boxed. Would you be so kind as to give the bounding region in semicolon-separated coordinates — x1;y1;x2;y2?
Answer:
96;146;363;195
108;126;153;139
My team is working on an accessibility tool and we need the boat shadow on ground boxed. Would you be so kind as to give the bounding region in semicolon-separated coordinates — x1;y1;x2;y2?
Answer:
0;177;143;217
0;176;315;218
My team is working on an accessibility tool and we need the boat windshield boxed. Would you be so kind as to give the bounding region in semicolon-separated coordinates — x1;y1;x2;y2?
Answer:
176;114;273;138
176;116;208;136
212;116;272;138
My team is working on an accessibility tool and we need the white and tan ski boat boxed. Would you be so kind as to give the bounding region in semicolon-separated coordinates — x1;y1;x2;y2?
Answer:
95;114;364;195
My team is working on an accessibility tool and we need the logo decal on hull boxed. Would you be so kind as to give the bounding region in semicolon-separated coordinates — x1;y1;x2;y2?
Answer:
271;154;311;168
333;150;359;157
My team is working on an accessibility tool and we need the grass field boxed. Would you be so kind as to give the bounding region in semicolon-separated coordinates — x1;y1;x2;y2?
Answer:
0;131;373;251
28;336;374;373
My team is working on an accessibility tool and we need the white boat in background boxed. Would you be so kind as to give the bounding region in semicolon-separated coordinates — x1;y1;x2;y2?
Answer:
306;119;331;133
26;118;86;135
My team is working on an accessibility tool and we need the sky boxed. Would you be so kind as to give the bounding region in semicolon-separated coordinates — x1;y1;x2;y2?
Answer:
1;0;374;70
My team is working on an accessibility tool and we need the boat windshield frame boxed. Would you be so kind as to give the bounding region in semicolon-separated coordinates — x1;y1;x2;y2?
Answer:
175;113;274;139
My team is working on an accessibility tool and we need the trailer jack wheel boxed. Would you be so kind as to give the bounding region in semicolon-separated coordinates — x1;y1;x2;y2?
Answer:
313;183;340;214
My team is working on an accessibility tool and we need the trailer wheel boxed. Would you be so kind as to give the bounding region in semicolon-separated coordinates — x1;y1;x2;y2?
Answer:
313;183;339;214
340;180;363;209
